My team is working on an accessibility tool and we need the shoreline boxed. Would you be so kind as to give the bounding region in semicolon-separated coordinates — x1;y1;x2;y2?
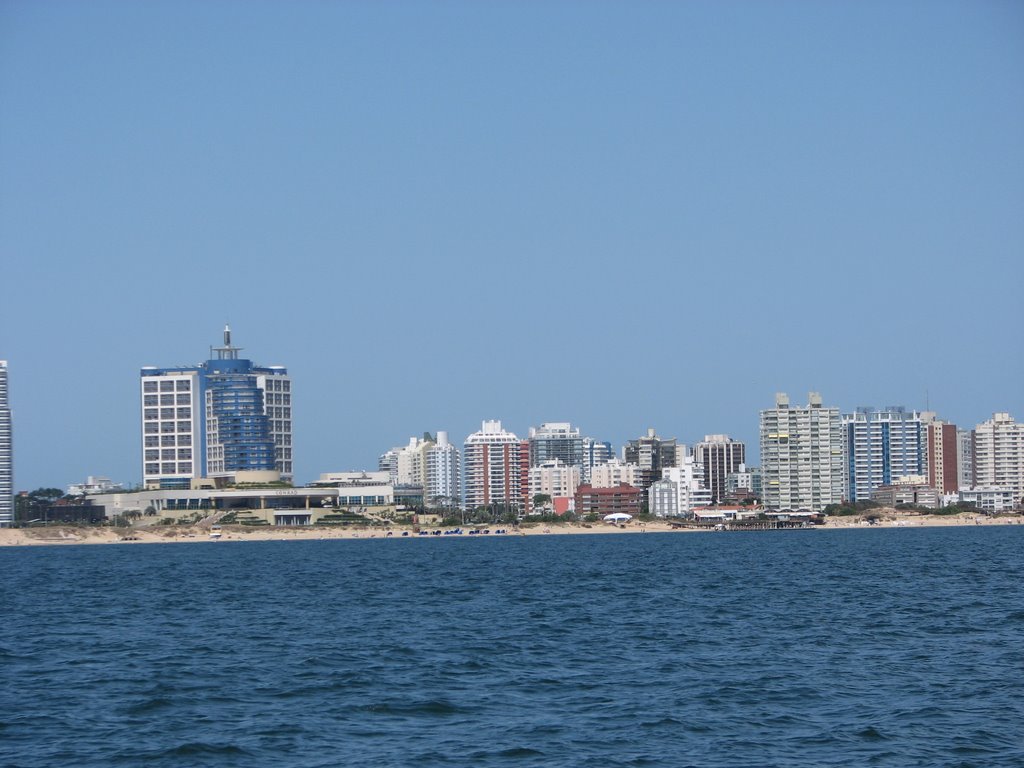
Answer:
0;512;1020;547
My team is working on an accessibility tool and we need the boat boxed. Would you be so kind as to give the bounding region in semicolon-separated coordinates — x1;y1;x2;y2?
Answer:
209;525;222;539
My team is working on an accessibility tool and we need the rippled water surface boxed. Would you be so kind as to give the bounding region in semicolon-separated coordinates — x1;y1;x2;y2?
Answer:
3;527;1024;767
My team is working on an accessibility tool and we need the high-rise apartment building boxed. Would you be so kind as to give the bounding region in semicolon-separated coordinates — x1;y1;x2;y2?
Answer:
463;420;522;511
921;413;960;494
527;423;584;468
760;392;844;512
141;327;292;489
624;428;678;490
973;413;1024;504
842;407;924;502
693;435;745;503
424;431;461;508
528;459;582;503
648;458;713;518
0;361;12;526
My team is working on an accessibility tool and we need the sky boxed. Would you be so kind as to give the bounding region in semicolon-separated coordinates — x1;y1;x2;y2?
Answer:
1;0;1022;491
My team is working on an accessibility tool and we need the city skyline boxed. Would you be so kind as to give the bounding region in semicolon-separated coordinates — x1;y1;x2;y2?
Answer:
2;2;1022;490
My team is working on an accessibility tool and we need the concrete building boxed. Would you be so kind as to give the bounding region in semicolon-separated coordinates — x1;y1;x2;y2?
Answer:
67;476;125;496
528;459;581;504
425;431;460;508
920;413;960;495
693;435;746;503
958;486;1017;514
725;463;762;501
575;483;643;519
957;428;975;492
624;428;678;490
842;406;924;502
463;420;522;512
580;436;614;482
760;392;844;512
648;459;713;518
589;458;641;489
527;422;583;468
870;476;940;509
972;413;1024;505
0;361;11;527
141;327;292;489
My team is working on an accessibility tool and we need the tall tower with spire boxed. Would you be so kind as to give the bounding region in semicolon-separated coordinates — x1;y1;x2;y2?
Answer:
140;328;292;489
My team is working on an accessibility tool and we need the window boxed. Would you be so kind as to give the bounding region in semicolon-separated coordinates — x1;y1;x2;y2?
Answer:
177;449;192;460
177;462;191;474
144;436;159;447
160;408;174;419
144;395;158;406
178;435;191;446
145;423;159;434
145;463;159;474
176;408;190;419
177;421;190;433
161;435;176;446
176;380;190;391
161;462;176;474
144;409;158;420
176;394;190;405
162;449;176;460
160;394;174;405
160;422;174;433
160;381;174;392
145;450;159;461
144;381;158;393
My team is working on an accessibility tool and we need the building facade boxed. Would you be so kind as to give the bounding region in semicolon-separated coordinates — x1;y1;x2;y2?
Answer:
425;431;461;508
574;483;643;519
920;414;960;495
528;459;581;504
624;428;678;490
760;392;844;512
693;435;745;503
463;420;523;512
527;423;584;468
0;361;12;526
842;406;924;502
141;327;292;489
589;458;641;489
648;459;713;518
973;413;1024;505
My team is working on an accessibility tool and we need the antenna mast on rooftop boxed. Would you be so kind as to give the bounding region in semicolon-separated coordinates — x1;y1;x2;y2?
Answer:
211;324;241;360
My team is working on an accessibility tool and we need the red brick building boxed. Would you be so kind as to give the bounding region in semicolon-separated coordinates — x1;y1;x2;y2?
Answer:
574;483;643;518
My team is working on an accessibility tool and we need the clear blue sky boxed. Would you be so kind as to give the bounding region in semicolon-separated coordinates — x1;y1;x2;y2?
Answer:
2;0;1022;491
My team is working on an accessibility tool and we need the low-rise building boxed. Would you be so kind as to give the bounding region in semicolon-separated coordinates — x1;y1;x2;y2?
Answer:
957;487;1017;514
574;483;643;519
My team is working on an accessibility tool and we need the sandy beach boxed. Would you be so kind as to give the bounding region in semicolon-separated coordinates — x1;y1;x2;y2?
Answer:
0;511;1020;547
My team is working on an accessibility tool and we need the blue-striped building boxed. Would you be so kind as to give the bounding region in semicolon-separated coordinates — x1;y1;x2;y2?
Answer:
140;328;292;489
843;406;924;502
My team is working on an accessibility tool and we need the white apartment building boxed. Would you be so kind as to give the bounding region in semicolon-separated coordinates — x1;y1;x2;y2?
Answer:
648;459;713;518
973;413;1024;505
589;458;641;489
463;420;523;511
425;431;461;507
761;392;844;512
528;459;581;502
0;361;12;526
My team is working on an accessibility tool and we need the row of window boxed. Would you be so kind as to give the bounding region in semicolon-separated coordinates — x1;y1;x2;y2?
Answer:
144;408;192;420
143;393;192;407
144;435;193;447
266;393;291;405
145;462;192;475
265;379;291;392
145;449;193;461
144;422;193;434
268;407;291;419
143;380;192;393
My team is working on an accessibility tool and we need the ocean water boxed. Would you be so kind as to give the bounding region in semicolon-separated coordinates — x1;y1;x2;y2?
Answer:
2;527;1023;768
